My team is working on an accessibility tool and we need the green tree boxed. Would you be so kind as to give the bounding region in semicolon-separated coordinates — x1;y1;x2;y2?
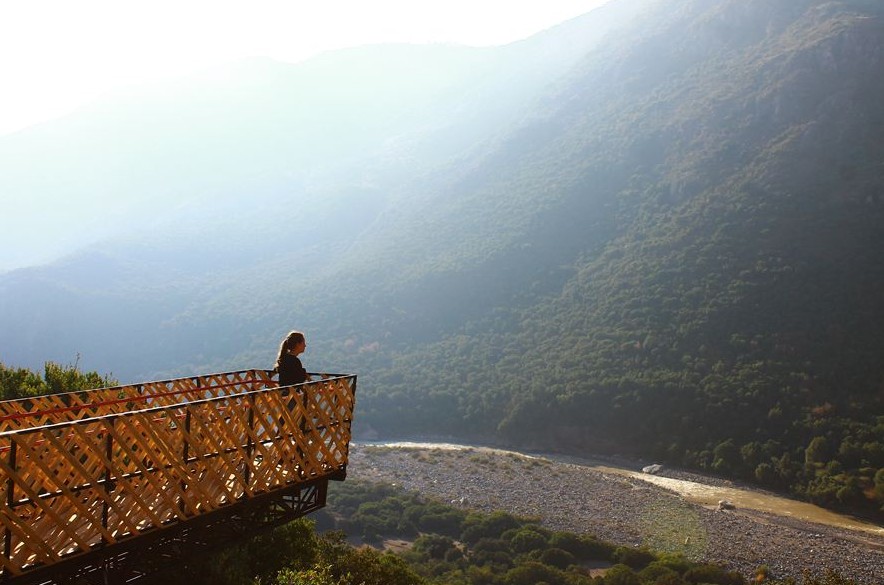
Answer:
510;528;547;553
547;532;584;556
460;511;523;545
274;565;350;585
683;564;745;585
805;437;830;465
603;564;641;585
332;548;425;585
612;546;656;570
873;468;884;504
502;561;563;585
755;462;777;485
412;534;457;560
43;361;116;394
539;548;575;570
740;442;763;473
0;360;117;400
639;563;687;585
206;519;319;585
712;439;741;474
0;363;45;399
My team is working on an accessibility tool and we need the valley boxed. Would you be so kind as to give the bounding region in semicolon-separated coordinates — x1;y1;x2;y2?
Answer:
347;442;884;583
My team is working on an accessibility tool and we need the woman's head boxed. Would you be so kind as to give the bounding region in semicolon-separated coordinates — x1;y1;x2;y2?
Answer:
275;330;306;368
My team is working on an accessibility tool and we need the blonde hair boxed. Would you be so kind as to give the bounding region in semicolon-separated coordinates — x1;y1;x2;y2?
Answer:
275;330;305;370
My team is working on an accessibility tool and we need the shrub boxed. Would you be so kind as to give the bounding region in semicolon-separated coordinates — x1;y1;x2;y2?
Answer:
548;532;585;556
502;561;564;585
412;534;457;560
460;511;524;545
577;536;615;561
683;564;745;585
510;528;548;553
612;546;656;570
538;547;575;569
639;563;687;585
603;564;641;585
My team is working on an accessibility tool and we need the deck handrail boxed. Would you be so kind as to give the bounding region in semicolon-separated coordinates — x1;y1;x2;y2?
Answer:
0;372;348;435
0;368;296;431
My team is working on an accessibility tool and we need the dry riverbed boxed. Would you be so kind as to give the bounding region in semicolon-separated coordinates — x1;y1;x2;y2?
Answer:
345;442;884;584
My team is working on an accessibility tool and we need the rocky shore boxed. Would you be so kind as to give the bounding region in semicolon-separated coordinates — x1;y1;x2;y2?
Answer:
346;443;884;584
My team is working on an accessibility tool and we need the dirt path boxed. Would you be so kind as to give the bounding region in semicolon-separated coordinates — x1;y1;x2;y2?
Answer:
346;442;884;584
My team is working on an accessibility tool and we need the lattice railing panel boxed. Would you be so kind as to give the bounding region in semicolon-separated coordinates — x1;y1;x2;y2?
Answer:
0;369;355;578
0;370;277;433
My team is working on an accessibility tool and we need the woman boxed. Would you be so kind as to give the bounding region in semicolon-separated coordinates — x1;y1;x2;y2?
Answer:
275;330;309;386
274;330;311;472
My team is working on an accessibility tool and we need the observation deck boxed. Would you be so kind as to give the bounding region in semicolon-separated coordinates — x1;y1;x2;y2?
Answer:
0;368;356;584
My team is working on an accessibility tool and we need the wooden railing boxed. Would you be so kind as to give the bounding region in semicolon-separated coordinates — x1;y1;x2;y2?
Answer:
0;369;356;579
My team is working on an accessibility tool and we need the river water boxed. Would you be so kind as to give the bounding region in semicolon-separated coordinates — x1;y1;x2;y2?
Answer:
368;441;884;539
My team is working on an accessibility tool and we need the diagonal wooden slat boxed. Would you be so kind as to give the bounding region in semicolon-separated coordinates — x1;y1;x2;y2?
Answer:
129;410;211;514
0;454;79;561
66;422;142;533
12;433;114;546
113;414;199;520
103;416;187;526
183;405;244;503
1;502;57;568
227;396;288;491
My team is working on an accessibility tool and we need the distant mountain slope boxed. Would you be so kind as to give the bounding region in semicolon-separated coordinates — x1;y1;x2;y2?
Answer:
0;0;638;272
324;0;884;513
0;0;641;370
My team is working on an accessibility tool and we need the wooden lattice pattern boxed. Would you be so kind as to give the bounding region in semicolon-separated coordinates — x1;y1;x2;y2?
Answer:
0;369;356;577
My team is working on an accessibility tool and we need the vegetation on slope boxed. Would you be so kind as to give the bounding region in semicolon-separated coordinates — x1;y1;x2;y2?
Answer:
340;0;884;517
0;360;117;399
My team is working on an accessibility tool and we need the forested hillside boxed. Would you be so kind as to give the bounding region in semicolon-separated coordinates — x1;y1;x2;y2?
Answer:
2;0;883;515
331;0;884;515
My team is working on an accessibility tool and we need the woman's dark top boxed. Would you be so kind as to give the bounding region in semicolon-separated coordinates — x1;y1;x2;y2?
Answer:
278;354;308;387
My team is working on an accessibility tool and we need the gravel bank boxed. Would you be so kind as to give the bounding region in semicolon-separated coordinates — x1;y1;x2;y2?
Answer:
346;443;884;584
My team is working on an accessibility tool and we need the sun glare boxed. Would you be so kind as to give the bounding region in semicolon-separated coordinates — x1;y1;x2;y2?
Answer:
0;0;611;135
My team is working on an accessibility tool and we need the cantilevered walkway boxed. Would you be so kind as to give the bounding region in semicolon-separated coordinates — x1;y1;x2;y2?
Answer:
0;369;356;584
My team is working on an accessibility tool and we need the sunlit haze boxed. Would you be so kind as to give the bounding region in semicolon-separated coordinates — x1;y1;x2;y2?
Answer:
0;0;613;136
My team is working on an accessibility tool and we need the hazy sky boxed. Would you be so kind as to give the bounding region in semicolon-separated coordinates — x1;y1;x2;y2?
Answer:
0;0;613;136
